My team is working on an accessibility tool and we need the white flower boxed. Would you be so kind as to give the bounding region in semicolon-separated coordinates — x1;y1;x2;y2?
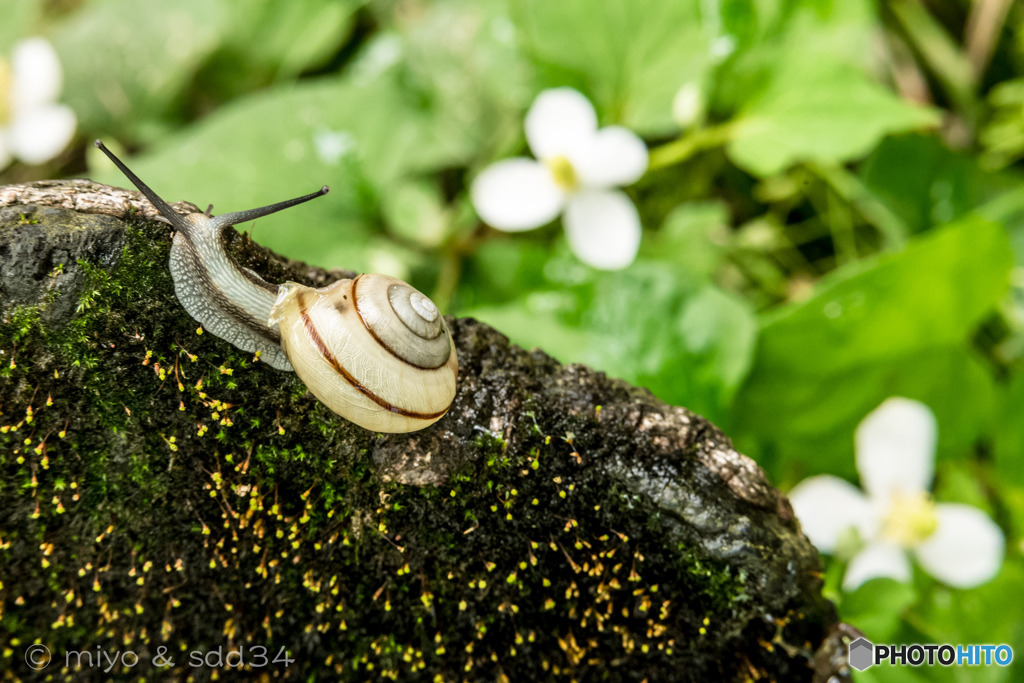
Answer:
0;37;76;168
671;82;704;129
471;88;647;270
789;397;1004;591
313;127;357;166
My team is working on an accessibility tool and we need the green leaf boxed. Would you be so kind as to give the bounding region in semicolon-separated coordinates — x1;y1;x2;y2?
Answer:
840;578;917;642
754;216;1009;376
981;78;1024;170
0;0;42;51
219;0;360;79
933;462;998;512
909;561;1024;683
581;263;704;379
643;201;730;282
994;372;1024;486
659;285;757;420
862;134;1024;237
727;63;939;177
733;216;1010;477
511;0;711;134
380;0;531;160
54;0;363;139
713;0;876;112
460;300;592;363
55;0;231;140
459;239;557;308
381;178;449;248
464;258;754;423
193;0;362;103
757;347;998;484
90;75;467;270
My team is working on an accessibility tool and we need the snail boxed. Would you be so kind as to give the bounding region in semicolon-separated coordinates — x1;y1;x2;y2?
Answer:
94;140;457;433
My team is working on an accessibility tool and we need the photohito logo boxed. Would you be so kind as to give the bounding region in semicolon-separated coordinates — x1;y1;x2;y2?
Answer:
849;637;1014;671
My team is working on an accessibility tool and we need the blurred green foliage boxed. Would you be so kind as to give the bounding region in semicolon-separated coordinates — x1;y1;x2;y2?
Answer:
3;0;1024;676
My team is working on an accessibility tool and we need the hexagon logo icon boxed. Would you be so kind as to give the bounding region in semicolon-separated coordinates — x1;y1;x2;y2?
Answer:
849;637;874;671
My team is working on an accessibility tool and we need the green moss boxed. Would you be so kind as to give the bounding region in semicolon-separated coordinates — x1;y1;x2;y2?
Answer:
0;214;828;681
2;303;42;348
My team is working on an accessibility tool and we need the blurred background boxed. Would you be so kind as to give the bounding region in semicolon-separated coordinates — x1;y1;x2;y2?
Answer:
2;0;1023;677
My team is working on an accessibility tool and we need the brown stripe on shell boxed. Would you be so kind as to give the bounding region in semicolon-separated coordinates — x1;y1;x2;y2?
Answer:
351;274;448;371
296;289;448;420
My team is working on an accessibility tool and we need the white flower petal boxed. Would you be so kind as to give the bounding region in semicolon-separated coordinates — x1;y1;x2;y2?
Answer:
8;104;76;165
672;81;704;128
11;37;63;111
471;158;564;232
563;190;641;270
843;542;912;591
572;126;648;189
856;397;936;501
788;475;874;554
525;88;598;161
914;504;1004;588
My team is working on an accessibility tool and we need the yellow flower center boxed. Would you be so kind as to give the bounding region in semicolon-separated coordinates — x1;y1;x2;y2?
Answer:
0;58;11;125
881;490;938;547
546;155;578;192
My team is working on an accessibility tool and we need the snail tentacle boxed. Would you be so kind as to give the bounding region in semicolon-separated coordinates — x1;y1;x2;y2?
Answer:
94;140;191;234
96;139;457;432
94;140;328;371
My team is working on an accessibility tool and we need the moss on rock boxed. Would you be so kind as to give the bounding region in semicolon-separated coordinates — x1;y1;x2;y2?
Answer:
0;189;837;681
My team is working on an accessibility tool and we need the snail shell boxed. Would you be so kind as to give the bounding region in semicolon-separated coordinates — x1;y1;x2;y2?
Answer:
94;140;457;433
270;274;458;433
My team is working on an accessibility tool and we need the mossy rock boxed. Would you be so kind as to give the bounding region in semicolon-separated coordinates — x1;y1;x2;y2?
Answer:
0;182;840;681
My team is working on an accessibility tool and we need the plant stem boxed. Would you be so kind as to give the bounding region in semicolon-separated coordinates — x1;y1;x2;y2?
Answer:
432;206;483;313
808;163;909;249
888;0;979;131
977;185;1024;224
965;0;1015;79
827;185;857;266
647;123;736;171
432;248;462;315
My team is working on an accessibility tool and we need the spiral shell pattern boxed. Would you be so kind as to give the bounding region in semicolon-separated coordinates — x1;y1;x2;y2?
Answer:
269;274;457;432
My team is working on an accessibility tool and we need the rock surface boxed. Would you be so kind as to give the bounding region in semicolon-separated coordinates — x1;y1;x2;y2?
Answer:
0;181;842;681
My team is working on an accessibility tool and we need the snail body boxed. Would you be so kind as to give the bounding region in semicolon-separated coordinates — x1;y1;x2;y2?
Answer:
95;140;457;433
